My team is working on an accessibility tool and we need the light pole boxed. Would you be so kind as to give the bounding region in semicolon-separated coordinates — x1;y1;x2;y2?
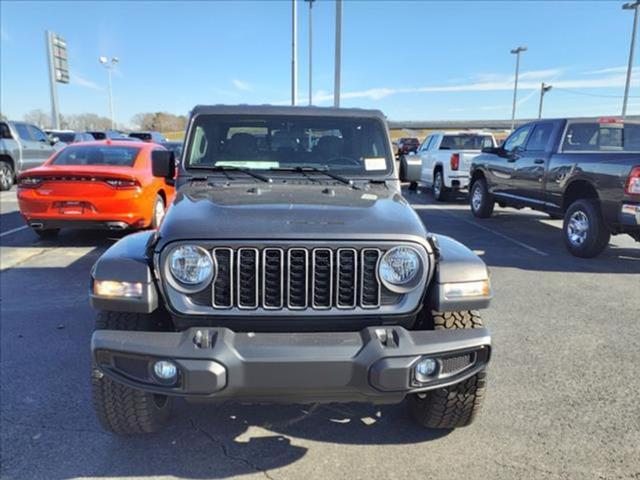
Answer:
291;0;298;106
622;1;640;119
510;46;527;130
334;0;342;108
305;0;315;105
99;56;119;129
538;82;552;119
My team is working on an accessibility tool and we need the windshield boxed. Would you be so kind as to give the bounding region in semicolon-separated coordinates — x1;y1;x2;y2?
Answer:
55;133;76;143
129;132;152;141
52;145;141;167
185;114;392;176
440;135;494;150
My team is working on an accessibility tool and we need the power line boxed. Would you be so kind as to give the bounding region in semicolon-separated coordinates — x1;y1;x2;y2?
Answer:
553;87;640;99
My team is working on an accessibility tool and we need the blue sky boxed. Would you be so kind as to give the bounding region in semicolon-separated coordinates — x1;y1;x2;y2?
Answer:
1;1;638;127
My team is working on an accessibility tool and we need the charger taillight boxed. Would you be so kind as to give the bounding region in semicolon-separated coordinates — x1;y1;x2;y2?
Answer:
626;166;640;196
104;178;140;189
18;176;43;188
450;153;460;171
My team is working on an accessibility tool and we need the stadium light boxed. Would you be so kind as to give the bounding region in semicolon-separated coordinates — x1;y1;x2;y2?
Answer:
510;46;527;130
99;56;119;129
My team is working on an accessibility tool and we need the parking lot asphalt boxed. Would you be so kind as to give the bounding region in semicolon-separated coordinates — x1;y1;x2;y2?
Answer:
1;186;639;480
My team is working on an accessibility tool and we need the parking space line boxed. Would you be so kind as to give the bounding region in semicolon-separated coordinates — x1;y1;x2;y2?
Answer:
412;203;549;256
0;225;28;238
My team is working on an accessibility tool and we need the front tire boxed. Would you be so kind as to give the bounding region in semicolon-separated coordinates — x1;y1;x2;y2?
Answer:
0;161;14;191
91;311;173;434
563;199;610;258
469;178;494;218
408;310;487;429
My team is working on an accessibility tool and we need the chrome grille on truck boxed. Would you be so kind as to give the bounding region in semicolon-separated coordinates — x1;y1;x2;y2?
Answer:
210;247;382;310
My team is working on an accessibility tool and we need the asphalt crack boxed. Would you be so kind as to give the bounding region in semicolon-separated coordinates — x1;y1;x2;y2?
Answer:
188;417;276;480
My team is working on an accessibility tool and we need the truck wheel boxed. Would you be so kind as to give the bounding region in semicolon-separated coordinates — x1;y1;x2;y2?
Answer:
563;199;610;258
91;311;173;434
433;171;450;202
469;178;494;218
150;194;166;229
0;161;14;191
408;310;487;429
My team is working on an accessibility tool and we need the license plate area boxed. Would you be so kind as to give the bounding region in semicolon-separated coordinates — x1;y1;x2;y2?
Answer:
55;201;91;215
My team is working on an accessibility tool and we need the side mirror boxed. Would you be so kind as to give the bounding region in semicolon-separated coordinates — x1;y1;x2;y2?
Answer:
152;150;176;179
50;136;59;145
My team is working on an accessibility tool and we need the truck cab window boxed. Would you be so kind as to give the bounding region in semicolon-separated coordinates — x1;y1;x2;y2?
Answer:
503;126;532;153
526;124;554;151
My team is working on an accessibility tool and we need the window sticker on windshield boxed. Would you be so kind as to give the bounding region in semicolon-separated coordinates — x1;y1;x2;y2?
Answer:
364;157;386;171
216;161;280;169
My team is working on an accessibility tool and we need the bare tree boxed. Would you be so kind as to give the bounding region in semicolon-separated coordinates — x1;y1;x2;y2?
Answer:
131;112;187;132
23;109;51;129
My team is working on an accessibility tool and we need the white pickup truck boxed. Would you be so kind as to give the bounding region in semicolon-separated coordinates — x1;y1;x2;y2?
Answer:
402;131;497;201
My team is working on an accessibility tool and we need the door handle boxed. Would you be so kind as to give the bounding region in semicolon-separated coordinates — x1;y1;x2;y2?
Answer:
534;159;545;164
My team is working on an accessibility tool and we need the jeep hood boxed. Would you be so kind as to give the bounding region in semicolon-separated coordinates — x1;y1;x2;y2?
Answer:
157;183;427;245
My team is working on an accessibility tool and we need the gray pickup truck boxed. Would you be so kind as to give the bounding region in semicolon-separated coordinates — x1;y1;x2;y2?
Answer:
0;121;58;191
469;117;640;257
88;105;493;434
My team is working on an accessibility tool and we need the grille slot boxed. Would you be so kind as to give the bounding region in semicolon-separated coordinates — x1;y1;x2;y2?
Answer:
212;248;233;308
360;249;381;308
287;248;308;309
204;246;391;311
312;248;333;309
262;248;284;309
237;248;258;309
336;248;357;308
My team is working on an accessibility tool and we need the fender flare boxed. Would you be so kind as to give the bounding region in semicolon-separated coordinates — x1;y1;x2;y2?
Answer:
427;234;492;311
90;231;159;313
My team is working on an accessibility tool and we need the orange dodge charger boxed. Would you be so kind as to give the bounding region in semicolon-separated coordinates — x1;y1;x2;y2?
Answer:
17;140;175;238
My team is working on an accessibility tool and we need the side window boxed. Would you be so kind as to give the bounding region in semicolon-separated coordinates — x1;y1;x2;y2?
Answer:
420;136;431;151
28;125;49;142
189;126;209;165
14;124;33;141
0;123;12;139
482;136;495;149
503;126;532;153
526;123;554;151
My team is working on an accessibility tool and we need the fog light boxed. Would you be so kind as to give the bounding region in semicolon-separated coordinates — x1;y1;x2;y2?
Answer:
93;280;143;298
153;360;178;383
414;357;438;383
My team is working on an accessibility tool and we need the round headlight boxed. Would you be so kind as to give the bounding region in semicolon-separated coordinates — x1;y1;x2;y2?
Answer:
167;245;214;291
378;246;421;289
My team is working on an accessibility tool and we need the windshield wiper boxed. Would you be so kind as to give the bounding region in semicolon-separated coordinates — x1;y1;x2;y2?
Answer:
190;165;272;183
269;166;352;186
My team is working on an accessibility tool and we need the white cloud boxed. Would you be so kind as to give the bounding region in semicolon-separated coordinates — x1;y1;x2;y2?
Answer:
71;73;102;91
584;66;628;75
232;79;252;91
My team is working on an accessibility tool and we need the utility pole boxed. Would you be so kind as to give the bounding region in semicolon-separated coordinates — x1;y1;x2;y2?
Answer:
510;46;527;130
622;1;640;119
291;0;298;106
333;0;342;108
305;0;315;105
99;56;119;129
538;82;552;119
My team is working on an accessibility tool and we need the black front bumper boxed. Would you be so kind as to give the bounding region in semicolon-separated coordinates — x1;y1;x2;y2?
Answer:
92;326;491;404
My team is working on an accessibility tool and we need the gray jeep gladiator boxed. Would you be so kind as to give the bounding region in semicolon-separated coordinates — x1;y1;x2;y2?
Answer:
89;105;493;434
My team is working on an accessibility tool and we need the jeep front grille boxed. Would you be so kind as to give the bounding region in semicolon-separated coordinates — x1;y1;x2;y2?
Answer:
210;247;383;311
